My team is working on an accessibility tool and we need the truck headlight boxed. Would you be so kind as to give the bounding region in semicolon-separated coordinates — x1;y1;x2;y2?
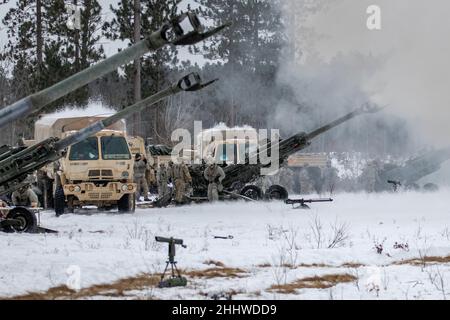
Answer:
74;185;81;192
121;184;128;191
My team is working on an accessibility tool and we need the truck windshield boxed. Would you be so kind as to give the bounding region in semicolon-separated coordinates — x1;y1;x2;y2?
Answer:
101;136;131;160
69;137;99;160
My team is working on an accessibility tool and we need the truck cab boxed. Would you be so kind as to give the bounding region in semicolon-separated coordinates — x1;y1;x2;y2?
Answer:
58;129;136;213
31;115;136;214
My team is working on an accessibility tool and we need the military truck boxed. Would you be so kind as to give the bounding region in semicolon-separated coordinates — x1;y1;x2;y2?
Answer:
30;115;137;214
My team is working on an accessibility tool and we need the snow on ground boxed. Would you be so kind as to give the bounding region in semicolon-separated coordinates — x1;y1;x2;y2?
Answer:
1;190;450;300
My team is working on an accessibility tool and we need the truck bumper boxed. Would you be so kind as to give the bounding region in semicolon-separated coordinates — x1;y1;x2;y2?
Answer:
63;182;136;203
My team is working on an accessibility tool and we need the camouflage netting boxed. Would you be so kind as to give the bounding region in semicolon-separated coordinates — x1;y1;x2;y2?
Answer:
147;145;172;156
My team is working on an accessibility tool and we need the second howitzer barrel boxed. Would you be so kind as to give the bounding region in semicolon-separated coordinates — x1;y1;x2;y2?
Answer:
0;12;229;128
219;103;382;189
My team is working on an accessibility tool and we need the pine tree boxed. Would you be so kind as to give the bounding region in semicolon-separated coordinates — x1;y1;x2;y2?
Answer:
103;0;181;140
194;0;283;74
191;0;285;128
2;0;105;110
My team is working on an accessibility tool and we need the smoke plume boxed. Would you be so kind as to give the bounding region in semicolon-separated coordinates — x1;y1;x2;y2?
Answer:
278;0;450;148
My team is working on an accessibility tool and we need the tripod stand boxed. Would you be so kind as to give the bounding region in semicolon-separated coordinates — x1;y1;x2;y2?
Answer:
156;236;188;288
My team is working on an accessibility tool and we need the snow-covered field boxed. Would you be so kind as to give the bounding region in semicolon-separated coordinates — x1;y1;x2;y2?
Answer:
1;190;450;300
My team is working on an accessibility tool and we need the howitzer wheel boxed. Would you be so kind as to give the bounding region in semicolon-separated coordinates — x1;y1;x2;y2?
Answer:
266;185;289;201
240;185;263;200
4;207;37;233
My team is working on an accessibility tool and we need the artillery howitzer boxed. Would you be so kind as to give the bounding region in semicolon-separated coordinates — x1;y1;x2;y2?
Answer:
0;12;227;230
378;147;450;192
285;198;333;209
185;104;382;201
0;73;216;231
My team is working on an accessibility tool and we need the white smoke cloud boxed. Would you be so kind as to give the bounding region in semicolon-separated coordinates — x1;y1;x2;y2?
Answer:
280;0;450;147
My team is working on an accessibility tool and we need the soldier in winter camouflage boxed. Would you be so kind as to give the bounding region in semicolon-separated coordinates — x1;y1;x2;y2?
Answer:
146;163;157;194
157;163;169;198
11;185;39;207
203;162;225;202
167;160;175;184
172;161;192;204
133;153;150;201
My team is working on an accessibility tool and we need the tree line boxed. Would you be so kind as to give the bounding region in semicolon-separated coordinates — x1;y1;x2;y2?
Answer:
0;0;415;157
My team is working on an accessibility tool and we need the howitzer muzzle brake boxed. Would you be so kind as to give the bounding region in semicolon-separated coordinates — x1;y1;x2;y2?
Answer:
177;73;218;92
163;12;231;46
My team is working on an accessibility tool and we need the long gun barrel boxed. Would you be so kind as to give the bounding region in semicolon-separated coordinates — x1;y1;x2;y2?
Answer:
219;103;382;189
0;73;216;195
380;146;450;187
278;103;382;162
285;198;333;209
285;198;333;204
0;12;229;128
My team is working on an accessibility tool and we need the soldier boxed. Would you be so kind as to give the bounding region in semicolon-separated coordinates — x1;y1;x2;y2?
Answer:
133;153;150;201
167;160;175;184
11;185;39;207
157;163;169;198
322;160;339;195
172;161;192;204
298;163;315;194
203;160;225;202
146;163;157;194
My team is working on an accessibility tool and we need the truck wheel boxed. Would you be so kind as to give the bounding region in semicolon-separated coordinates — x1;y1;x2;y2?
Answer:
266;185;289;201
118;194;136;213
54;186;66;217
6;207;37;233
240;185;263;200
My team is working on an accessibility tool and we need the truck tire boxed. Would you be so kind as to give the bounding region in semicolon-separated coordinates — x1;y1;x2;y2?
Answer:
240;185;263;200
266;185;289;201
6;207;37;233
118;194;136;213
54;186;66;217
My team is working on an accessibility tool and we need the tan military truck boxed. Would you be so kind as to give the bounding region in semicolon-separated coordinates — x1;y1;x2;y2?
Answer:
32;115;136;214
